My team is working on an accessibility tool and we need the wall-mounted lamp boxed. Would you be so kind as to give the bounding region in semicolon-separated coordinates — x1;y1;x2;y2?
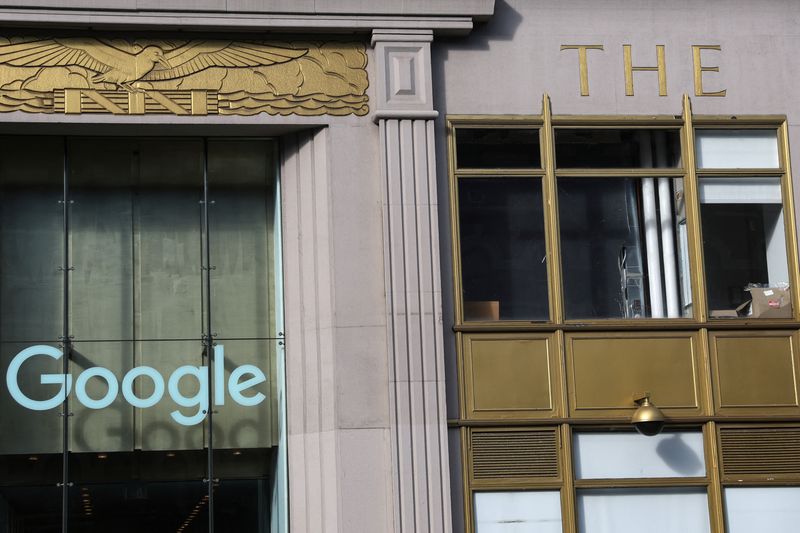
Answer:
631;392;665;436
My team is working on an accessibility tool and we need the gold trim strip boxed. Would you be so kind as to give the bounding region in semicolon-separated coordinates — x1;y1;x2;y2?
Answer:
682;94;708;322
551;115;683;126
554;168;686;178
542;94;564;324
455;168;546;177
779;121;800;321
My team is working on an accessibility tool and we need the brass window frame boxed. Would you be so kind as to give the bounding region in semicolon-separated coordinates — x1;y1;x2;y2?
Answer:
448;95;800;533
447;98;800;329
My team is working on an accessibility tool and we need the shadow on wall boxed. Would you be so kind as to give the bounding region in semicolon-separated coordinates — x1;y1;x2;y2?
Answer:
432;0;524;114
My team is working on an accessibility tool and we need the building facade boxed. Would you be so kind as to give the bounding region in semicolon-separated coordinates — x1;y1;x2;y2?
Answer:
0;1;798;532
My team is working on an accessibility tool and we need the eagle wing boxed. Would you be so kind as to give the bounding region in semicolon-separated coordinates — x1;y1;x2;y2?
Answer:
0;37;136;73
143;41;308;81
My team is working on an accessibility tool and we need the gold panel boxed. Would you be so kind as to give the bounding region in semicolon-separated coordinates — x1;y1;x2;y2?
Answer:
463;333;560;420
709;331;800;415
565;332;705;418
0;37;368;116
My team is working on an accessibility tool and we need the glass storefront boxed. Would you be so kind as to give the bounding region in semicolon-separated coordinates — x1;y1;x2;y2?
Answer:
0;136;284;532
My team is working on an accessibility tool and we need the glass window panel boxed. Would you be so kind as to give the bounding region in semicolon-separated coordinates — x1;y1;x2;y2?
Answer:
214;478;271;533
68;341;134;454
69;138;204;341
559;178;692;319
0;342;65;455
69;138;136;342
695;130;779;169
724;487;800;533
555;129;681;168
0;136;64;343
135;340;206;452
208;140;278;340
474;491;562;533
458;178;549;321
0;484;62;532
577;488;710;533
573;431;705;479
700;178;791;318
211;340;275;451
456;128;540;169
68;479;207;532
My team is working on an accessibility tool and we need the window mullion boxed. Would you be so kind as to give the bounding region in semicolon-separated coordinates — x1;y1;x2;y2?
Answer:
542;93;563;324
201;137;216;533
681;94;708;322
60;136;71;533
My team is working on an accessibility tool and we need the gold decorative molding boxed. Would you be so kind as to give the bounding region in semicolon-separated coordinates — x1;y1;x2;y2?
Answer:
0;37;369;116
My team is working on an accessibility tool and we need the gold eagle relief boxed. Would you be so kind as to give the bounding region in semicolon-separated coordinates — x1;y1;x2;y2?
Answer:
0;37;369;116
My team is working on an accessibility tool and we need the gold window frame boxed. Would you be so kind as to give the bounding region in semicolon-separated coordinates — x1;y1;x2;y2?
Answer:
448;94;800;533
447;96;800;329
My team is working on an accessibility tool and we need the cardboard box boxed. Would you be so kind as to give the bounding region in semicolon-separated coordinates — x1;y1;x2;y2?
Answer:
747;287;792;319
710;301;751;319
464;300;500;321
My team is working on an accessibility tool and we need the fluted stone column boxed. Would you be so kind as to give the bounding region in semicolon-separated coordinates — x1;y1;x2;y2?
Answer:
372;29;453;533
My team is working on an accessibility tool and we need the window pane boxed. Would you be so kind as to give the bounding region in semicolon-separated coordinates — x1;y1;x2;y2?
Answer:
456;128;540;169
555;129;681;168
0;136;63;343
68;478;207;532
577;488;710;533
724;487;800;533
474;491;562;533
559;178;691;319
0;484;62;532
695;130;779;169
0;341;66;455
209;140;279;340
700;178;791;318
458;178;548;321
574;431;705;479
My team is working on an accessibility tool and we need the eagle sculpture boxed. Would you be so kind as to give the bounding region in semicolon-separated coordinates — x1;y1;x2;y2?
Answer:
0;38;309;91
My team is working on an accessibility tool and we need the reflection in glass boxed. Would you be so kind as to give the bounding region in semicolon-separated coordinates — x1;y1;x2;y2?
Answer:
700;178;791;318
573;431;705;479
577;488;710;533
458;178;548;321
695;130;779;169
456;128;541;169
559;178;691;319
555;129;681;168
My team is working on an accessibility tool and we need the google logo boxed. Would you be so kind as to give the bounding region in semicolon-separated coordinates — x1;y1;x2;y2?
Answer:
5;345;266;426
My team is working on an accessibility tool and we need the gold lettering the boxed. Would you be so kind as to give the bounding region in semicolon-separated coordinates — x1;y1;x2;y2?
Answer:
560;44;604;96
623;44;667;96
692;45;726;97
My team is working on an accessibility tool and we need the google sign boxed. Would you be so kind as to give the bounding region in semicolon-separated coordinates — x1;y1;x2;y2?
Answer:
5;345;266;426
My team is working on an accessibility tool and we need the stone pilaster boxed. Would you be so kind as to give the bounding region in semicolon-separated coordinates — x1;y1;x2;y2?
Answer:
372;29;452;533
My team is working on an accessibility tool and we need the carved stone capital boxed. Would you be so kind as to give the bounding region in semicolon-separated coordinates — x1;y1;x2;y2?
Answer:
371;29;438;121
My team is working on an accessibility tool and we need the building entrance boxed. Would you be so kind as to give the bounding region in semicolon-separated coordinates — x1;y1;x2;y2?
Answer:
0;136;283;533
